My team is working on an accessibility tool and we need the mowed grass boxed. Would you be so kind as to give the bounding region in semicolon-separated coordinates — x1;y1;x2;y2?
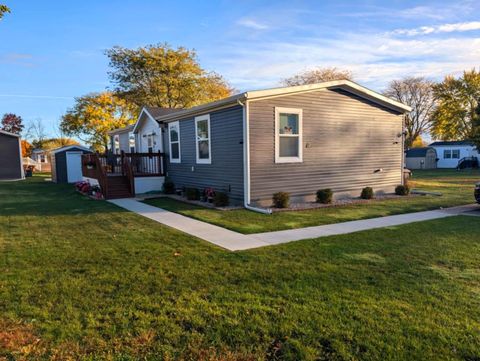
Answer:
1;175;480;360
144;169;480;233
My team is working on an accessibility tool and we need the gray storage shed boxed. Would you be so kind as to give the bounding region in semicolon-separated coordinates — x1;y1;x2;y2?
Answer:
405;147;437;170
0;130;24;180
51;145;91;183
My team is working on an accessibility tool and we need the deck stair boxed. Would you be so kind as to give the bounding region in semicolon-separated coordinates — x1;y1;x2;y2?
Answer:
106;176;133;199
457;156;479;170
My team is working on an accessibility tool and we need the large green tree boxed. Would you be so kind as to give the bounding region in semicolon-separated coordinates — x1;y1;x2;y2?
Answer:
60;92;137;151
383;77;435;149
106;43;233;108
0;4;10;19
430;69;480;141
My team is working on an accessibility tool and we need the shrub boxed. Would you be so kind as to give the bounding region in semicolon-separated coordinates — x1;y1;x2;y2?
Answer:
316;188;333;204
395;184;410;196
360;187;374;199
185;187;200;200
163;179;175;194
273;192;290;208
213;192;229;207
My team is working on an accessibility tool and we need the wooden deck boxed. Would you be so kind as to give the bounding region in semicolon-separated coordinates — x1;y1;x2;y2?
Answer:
81;151;166;199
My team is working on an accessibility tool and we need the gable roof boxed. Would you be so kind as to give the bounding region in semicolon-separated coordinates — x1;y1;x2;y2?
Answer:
0;129;21;138
406;147;435;158
429;140;475;147
108;124;135;135
144;106;181;118
132;106;182;133
51;145;91;154
155;80;412;123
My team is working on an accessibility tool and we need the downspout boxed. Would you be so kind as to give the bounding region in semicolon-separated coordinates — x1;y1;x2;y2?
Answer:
238;98;272;214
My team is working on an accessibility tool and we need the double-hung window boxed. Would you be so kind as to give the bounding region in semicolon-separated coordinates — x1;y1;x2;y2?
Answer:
113;135;120;154
195;115;211;164
128;132;135;153
275;107;303;163
452;149;460;159
147;134;154;153
168;121;181;163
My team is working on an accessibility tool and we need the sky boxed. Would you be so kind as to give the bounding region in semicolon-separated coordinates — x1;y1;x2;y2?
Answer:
1;0;480;139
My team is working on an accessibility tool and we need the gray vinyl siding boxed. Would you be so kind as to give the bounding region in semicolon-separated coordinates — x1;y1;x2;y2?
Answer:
163;106;244;203
249;89;404;205
0;133;22;180
110;132;131;153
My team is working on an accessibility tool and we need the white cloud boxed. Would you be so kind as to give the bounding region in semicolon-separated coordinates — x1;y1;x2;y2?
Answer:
209;31;480;91
236;18;269;30
392;21;480;36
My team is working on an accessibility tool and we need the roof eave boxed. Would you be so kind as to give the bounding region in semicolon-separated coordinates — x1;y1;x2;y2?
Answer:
154;93;247;122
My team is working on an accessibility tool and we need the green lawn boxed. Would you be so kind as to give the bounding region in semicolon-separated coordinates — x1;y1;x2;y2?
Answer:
144;169;480;234
1;174;480;360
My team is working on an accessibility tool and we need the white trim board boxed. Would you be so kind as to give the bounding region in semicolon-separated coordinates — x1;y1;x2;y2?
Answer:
194;114;212;164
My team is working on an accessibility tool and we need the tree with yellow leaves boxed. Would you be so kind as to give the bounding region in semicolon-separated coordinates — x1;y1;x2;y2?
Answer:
60;92;137;151
430;69;480;141
0;4;10;19
106;43;233;109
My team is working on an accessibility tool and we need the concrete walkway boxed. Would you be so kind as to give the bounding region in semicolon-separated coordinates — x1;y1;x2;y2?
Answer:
109;199;271;250
109;199;479;251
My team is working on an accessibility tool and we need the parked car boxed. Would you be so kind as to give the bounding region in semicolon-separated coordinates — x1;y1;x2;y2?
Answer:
475;182;480;204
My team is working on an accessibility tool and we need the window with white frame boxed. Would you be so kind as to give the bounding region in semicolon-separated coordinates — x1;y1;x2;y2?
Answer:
195;115;211;164
113;135;120;154
452;149;460;159
147;134;154;153
275;107;303;163
444;149;460;159
168;121;181;163
128;132;135;153
443;150;451;159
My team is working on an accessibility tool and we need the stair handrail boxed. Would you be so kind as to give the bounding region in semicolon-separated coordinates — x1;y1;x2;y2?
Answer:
457;156;477;169
93;153;108;199
122;155;135;196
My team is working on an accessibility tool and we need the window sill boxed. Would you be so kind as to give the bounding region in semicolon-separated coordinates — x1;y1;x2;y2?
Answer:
275;157;303;164
196;159;212;165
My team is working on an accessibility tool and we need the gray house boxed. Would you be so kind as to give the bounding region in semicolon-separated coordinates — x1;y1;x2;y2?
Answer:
92;81;411;205
124;80;411;207
0;130;24;181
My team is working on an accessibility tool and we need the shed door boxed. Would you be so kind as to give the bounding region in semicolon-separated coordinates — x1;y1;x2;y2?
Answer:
66;151;83;183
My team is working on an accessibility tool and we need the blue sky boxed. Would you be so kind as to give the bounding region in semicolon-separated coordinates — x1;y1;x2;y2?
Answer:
1;0;480;139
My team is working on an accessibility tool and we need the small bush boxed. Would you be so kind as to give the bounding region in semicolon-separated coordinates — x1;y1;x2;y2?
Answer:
360;187;374;199
316;188;333;204
185;187;200;200
163;179;175;194
273;192;290;208
395;184;410;196
213;192;229;207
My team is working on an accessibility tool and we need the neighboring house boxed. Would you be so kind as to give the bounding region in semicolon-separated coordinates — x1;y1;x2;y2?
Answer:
0;130;24;180
100;80;411;206
405;147;437;170
108;124;135;154
429;141;479;168
31;149;51;172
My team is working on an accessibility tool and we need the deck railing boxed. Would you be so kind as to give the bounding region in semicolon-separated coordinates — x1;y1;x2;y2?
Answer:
82;151;166;178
